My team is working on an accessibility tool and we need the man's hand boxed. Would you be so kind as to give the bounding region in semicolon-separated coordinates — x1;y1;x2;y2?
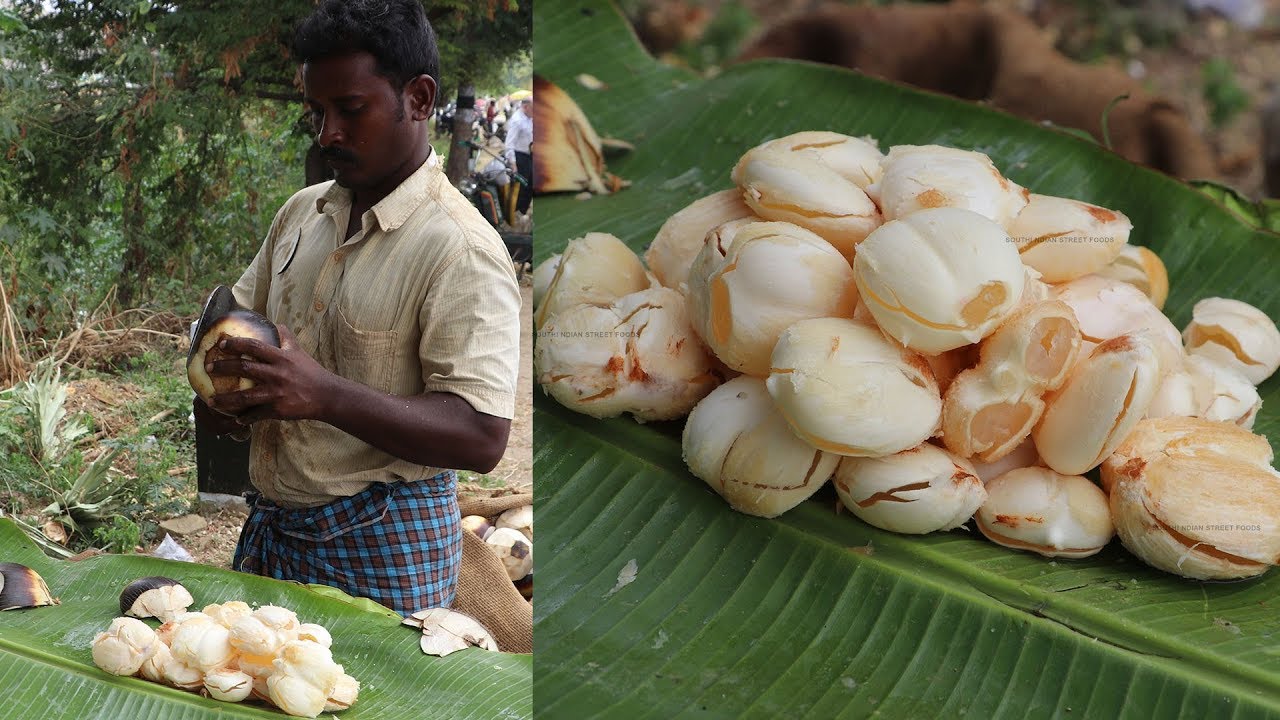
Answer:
205;324;336;424
206;323;511;471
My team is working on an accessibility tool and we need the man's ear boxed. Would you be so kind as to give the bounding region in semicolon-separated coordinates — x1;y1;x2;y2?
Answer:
406;74;437;121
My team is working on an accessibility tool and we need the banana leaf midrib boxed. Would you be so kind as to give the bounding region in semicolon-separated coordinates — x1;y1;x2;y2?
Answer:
536;401;1280;712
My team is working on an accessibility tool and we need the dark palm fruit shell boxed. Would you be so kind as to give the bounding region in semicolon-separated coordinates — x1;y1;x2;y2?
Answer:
119;576;185;616
0;563;59;610
515;572;532;601
186;285;280;414
461;515;496;541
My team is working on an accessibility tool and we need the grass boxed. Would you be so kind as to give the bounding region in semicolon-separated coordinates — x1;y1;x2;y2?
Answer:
1202;58;1250;129
0;321;198;555
457;470;510;490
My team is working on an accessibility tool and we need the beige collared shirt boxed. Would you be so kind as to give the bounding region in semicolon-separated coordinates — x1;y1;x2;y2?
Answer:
232;155;521;508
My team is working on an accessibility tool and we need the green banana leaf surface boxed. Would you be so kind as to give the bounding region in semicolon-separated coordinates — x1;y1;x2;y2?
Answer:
0;520;532;719
532;2;1280;718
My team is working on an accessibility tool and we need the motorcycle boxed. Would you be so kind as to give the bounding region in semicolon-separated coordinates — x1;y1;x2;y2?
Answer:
456;140;532;273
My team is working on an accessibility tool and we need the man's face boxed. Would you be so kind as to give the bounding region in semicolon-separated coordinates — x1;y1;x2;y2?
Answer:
302;52;425;193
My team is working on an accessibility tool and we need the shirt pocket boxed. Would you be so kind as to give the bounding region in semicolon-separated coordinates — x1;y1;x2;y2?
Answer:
334;304;398;394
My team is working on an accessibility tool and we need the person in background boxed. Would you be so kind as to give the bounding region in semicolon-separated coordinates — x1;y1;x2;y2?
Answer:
198;0;521;615
504;96;534;215
485;96;498;135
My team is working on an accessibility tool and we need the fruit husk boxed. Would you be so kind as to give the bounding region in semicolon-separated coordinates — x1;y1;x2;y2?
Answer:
186;285;280;413
531;74;629;196
0;563;59;610
119;575;187;617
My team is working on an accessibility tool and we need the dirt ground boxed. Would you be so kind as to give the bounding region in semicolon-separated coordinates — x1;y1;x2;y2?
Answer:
177;282;535;569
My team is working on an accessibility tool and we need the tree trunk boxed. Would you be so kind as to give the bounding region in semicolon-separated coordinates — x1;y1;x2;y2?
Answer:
445;84;476;185
117;178;147;308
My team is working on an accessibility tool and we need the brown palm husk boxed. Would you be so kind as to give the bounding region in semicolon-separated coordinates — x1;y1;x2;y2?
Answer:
735;1;1218;181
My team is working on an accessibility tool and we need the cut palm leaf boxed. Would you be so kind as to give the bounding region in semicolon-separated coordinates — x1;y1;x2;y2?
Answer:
532;2;1280;718
0;520;531;719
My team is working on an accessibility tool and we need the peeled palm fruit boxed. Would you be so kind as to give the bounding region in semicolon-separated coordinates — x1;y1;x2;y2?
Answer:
685;220;858;376
767;317;941;457
868;144;1029;227
534;231;649;329
1033;332;1161;475
1102;417;1280;580
534;286;719;421
1182;297;1280;385
1095;244;1169;309
645;189;755;289
976;467;1113;558
833;443;986;534
941;300;1081;462
732;139;882;260
683;375;839;518
854;207;1025;354
1006;193;1131;283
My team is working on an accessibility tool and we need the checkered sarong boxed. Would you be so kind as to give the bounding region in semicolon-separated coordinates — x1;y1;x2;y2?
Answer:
232;471;461;615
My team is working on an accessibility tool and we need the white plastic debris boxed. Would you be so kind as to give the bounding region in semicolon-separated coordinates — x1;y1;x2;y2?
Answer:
151;534;195;563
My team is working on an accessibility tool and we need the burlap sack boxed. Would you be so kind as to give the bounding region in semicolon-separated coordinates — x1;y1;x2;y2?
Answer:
452;492;533;654
735;1;1218;181
460;492;533;522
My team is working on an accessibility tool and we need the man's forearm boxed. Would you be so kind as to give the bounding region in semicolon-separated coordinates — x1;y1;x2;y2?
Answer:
313;373;511;472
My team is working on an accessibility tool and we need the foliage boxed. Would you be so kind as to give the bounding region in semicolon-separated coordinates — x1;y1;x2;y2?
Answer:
41;446;130;537
1192;179;1280;232
487;52;533;97
0;0;308;330
431;1;533;99
1057;0;1183;61
434;1;533;183
457;469;510;490
1;0;531;339
0;346;193;553
1202;57;1250;129
674;2;757;74
10;360;89;463
90;513;142;552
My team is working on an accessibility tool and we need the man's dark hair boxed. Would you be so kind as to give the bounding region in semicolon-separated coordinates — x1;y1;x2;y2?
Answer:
293;0;440;93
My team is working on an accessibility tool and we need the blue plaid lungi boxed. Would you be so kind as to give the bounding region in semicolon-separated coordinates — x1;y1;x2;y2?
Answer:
232;470;461;615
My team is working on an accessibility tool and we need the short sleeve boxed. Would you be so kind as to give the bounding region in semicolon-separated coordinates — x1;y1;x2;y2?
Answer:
418;243;521;419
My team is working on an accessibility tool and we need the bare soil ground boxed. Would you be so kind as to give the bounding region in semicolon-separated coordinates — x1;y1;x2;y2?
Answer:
177;282;535;569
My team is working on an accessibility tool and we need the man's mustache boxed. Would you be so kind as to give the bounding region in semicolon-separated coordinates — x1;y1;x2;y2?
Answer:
321;146;357;163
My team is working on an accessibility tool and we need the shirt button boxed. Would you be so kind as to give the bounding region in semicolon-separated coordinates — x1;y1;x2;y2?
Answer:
313;299;325;312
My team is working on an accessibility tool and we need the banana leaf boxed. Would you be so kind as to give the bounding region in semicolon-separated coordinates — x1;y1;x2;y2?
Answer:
0;520;531;719
532;2;1280;718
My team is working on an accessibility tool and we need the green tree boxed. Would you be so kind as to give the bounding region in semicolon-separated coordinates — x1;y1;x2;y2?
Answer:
431;1;533;185
0;0;530;322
